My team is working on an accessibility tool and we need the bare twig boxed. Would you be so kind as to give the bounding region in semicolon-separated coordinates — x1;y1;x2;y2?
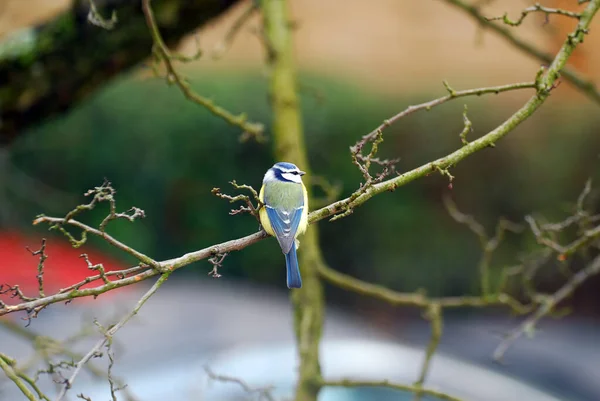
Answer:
26;239;48;298
205;366;276;401
542;179;596;232
459;105;473;146
439;0;600;105
107;344;126;401
208;253;228;278
413;303;443;401
212;2;259;59
33;180;156;270
494;254;600;360
212;180;263;219
486;4;581;27
141;0;265;141
329;80;536;221
80;254;110;285
526;215;600;258
55;271;172;401
0;319;136;401
444;195;522;295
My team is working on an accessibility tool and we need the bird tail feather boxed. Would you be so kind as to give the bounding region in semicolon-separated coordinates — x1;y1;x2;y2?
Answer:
285;243;302;289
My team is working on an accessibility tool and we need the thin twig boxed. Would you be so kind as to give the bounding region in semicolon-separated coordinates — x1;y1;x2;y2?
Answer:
486;4;581;27
55;272;172;401
329;81;536;221
205;367;276;401
207;253;228;278
459;105;473;146
0;319;137;401
443;195;522;295
141;0;264;141
26;239;48;298
526;215;600;258
439;0;600;105
212;2;258;59
80;254;110;284
212;180;263;219
413;303;443;401
493;254;600;360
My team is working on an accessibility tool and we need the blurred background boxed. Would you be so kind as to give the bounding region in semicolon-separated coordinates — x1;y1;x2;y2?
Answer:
1;0;600;400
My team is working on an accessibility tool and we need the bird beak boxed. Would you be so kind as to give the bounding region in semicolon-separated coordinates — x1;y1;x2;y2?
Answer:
299;170;306;176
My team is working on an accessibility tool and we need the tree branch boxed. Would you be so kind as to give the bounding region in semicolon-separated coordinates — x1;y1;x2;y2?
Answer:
55;271;172;401
329;80;536;220
526;215;600;258
444;195;523;295
318;263;530;313
486;4;581;27
438;0;600;105
0;0;244;145
0;353;46;401
204;367;276;401
321;379;464;401
141;0;264;141
493;254;600;360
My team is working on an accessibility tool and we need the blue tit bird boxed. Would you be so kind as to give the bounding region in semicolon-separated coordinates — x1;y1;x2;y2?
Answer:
259;162;309;289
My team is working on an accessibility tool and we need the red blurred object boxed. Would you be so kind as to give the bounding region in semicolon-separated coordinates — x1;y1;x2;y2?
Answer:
0;232;130;305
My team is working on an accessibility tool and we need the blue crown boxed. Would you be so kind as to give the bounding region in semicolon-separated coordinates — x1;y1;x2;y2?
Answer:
273;162;298;171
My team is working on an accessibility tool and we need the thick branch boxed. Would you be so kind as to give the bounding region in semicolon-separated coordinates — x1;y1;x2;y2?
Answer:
0;0;242;145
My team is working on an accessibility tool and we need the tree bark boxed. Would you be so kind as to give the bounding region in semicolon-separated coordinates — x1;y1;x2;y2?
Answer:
0;0;240;145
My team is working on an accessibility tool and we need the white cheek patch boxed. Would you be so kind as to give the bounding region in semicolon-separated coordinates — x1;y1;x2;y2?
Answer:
282;173;302;183
264;169;276;182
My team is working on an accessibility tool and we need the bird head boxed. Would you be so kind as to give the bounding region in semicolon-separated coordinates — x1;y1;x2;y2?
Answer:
264;162;306;184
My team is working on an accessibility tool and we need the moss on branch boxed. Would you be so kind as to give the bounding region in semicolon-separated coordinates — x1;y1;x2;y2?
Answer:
0;0;242;145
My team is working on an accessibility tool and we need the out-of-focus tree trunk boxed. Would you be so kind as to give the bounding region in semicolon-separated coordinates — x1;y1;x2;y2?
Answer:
260;1;325;400
0;0;241;145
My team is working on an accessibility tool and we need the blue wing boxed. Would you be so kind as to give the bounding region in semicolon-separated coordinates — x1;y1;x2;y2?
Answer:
265;205;304;254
